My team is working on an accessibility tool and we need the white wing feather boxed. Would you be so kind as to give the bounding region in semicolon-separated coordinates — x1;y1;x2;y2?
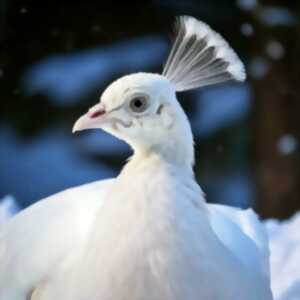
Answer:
209;204;271;280
162;16;246;91
0;179;113;300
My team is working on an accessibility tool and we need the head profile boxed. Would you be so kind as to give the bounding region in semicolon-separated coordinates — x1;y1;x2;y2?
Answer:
73;16;246;166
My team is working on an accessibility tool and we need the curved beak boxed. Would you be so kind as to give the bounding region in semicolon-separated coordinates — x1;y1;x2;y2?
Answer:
72;103;106;133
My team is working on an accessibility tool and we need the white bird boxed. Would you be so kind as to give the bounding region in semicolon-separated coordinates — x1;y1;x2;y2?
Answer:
0;16;273;300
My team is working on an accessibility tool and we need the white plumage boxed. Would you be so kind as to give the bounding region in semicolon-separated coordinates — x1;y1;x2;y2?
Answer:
0;16;273;300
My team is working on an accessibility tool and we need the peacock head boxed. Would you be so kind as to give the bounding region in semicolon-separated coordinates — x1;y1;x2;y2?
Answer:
73;16;246;166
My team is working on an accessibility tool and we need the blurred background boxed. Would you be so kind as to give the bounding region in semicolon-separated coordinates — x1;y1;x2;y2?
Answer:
0;0;299;219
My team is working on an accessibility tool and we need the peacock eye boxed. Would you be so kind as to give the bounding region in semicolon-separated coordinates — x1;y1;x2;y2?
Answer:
129;96;149;113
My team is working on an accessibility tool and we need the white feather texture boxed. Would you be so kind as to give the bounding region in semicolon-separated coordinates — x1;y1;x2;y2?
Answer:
162;16;246;91
0;178;273;300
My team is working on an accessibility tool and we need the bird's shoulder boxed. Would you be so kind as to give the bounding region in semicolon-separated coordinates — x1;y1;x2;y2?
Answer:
0;178;114;299
2;178;114;233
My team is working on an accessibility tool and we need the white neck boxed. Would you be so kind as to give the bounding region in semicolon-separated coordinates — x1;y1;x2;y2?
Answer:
119;143;206;212
128;101;195;174
124;150;194;179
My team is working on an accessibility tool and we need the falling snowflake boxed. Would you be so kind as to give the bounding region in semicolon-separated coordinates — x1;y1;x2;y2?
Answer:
51;28;60;37
217;145;224;153
249;56;269;79
278;135;298;155
20;7;27;14
266;41;285;60
236;0;257;11
91;24;101;33
0;195;19;225
240;23;254;37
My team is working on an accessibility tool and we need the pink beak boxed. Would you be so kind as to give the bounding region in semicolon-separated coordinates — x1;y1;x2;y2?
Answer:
72;103;107;133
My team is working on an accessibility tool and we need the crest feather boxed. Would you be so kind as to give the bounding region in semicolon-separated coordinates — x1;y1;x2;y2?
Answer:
162;16;246;92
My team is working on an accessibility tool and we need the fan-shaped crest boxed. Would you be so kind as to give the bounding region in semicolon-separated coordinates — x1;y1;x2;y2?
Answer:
162;16;246;91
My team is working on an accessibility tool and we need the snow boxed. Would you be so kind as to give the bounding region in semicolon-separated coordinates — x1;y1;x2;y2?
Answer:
20;7;27;14
91;24;101;33
50;28;60;37
240;23;254;37
266;41;285;60
236;0;257;11
278;135;298;155
0;196;20;225
249;56;269;79
265;213;300;300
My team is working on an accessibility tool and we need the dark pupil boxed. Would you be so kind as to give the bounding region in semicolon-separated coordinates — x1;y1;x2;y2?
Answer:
133;99;143;108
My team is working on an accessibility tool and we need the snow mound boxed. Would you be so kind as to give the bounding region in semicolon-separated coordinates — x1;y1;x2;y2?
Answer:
265;212;300;300
0;195;20;225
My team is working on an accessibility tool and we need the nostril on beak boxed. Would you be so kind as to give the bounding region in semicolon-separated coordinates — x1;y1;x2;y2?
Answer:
89;109;106;119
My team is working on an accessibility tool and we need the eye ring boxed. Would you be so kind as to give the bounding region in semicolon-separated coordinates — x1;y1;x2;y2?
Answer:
128;95;149;113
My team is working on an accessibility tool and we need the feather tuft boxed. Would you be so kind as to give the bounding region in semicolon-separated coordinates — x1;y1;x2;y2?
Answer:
162;16;246;92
